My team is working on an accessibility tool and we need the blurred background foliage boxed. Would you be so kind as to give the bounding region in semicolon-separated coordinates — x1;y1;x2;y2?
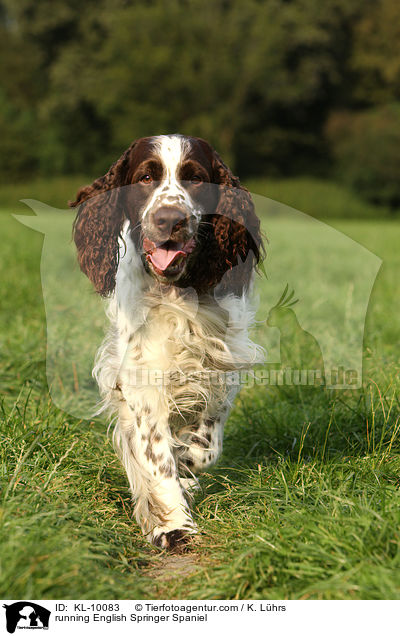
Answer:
1;0;399;211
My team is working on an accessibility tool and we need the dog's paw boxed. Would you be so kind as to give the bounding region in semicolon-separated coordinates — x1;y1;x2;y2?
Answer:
153;528;195;552
180;477;201;494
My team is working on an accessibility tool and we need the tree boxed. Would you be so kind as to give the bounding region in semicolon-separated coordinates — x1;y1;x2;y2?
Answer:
351;0;400;105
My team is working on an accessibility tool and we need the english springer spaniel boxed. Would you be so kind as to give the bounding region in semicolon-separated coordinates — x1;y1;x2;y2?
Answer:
71;135;264;551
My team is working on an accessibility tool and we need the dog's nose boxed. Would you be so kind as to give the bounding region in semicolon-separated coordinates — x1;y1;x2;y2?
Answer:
153;207;187;235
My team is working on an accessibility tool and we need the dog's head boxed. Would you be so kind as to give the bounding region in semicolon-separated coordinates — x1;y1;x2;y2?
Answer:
71;135;263;295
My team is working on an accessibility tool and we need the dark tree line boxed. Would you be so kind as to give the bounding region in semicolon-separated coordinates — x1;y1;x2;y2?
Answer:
1;0;399;205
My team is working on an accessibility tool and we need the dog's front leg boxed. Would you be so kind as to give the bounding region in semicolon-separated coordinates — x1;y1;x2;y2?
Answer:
114;400;196;550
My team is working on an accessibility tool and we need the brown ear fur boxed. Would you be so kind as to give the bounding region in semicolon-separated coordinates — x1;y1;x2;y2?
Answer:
212;151;264;294
69;142;136;296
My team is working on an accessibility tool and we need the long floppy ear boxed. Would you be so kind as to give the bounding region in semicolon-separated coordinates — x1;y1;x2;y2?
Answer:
69;142;136;296
212;151;264;293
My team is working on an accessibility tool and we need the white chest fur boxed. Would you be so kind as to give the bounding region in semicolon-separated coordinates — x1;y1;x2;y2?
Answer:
93;224;263;425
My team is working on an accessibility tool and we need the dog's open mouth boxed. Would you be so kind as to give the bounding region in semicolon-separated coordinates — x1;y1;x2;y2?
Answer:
143;237;196;277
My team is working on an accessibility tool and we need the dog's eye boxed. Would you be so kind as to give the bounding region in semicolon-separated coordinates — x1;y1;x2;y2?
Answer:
139;174;153;184
191;175;203;185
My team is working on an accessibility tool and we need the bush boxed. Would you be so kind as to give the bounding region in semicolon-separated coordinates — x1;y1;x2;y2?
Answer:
326;104;400;209
0;90;39;182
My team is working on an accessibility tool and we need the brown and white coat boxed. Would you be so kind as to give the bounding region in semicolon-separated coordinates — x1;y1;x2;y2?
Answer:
71;135;264;550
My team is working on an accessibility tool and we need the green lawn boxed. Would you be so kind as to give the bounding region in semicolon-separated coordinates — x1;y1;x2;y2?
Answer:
0;178;399;599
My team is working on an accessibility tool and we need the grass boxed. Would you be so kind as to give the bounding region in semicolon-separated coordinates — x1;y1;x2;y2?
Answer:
246;176;398;219
0;175;96;213
0;177;399;599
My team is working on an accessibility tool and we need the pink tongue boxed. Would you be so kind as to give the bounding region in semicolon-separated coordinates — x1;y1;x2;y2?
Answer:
148;247;186;272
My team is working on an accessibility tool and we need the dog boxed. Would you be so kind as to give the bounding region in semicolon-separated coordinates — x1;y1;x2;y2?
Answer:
71;134;264;550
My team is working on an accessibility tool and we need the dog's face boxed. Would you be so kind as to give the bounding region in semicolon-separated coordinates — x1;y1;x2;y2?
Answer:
125;136;218;283
71;134;263;295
